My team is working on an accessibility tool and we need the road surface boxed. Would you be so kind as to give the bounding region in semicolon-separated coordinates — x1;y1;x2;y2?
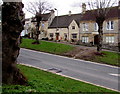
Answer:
18;48;120;91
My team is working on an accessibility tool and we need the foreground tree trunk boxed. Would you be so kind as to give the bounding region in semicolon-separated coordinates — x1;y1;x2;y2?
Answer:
2;2;27;85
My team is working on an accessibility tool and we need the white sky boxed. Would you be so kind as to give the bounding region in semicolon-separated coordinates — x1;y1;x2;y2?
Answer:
23;0;88;18
1;0;117;18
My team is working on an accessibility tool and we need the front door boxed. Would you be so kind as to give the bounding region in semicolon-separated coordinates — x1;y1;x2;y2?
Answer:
56;33;59;40
94;35;99;45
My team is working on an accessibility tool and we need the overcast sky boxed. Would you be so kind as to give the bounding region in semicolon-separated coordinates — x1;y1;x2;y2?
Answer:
22;0;89;18
22;0;118;18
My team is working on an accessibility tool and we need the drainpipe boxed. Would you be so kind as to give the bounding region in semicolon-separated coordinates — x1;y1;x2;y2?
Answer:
68;27;69;42
79;25;80;44
118;2;120;52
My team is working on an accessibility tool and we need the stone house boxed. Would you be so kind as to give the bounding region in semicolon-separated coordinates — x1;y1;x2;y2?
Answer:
47;12;81;42
31;10;55;39
47;2;120;49
21;18;32;37
80;5;120;48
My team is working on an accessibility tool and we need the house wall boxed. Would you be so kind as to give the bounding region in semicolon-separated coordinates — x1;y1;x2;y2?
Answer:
103;18;118;46
47;20;80;41
39;21;49;39
39;12;55;39
47;28;68;41
68;20;80;41
80;21;93;44
80;18;119;46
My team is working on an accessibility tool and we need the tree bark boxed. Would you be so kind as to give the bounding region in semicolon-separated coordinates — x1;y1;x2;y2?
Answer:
32;14;42;44
2;2;27;85
97;22;103;52
96;17;105;52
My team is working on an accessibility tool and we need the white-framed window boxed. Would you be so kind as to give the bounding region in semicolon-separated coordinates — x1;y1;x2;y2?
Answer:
82;36;89;43
105;36;115;43
50;33;54;38
106;21;114;30
83;23;88;31
72;33;77;38
94;23;98;31
72;26;75;29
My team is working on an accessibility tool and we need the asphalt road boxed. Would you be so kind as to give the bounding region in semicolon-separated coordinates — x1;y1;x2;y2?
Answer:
18;48;120;91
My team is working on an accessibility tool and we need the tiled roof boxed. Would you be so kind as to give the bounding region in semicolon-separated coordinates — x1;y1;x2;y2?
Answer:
25;18;30;21
31;13;51;22
41;13;51;21
48;13;82;28
81;6;119;21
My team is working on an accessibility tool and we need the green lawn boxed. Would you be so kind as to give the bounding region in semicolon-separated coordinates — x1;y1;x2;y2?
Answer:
20;38;74;54
95;51;120;66
20;38;119;66
2;65;119;93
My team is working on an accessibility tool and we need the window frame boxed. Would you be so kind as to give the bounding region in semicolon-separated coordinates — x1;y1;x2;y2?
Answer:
72;33;77;38
49;33;54;38
105;36;115;43
106;21;114;30
82;36;89;43
82;23;88;31
72;26;75;30
94;23;98;31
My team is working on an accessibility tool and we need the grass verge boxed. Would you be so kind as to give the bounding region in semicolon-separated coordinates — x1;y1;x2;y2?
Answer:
20;38;119;66
2;64;119;93
20;38;74;54
94;51;120;66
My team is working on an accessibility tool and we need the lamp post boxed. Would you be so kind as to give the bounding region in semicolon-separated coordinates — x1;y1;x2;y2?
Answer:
54;8;58;41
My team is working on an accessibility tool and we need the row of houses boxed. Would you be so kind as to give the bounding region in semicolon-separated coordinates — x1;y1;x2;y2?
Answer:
23;2;120;49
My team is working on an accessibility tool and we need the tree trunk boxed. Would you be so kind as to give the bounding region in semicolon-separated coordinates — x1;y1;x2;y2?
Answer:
36;22;40;44
97;22;104;52
2;2;27;85
32;14;42;44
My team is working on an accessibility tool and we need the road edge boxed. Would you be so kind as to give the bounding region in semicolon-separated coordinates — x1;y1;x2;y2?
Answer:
21;48;119;69
19;63;119;92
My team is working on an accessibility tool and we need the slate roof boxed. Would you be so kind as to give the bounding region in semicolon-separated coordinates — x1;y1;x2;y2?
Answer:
31;12;51;22
41;13;51;21
81;6;119;21
25;18;30;21
48;13;82;28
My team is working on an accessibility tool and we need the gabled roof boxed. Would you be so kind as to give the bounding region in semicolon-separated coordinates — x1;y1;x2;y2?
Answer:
31;12;52;22
25;18;30;21
41;13;51;21
81;6;119;21
48;13;82;28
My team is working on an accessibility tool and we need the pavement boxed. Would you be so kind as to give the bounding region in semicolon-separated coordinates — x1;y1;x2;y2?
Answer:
18;48;120;92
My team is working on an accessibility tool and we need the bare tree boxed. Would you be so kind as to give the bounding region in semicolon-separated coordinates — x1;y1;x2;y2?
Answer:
26;0;52;44
87;0;117;52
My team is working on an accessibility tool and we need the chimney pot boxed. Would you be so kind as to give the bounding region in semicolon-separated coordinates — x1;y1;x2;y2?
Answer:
68;11;72;16
82;3;86;14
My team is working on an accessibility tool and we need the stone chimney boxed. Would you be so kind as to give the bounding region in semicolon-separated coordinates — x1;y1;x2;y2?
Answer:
118;0;120;9
68;11;72;16
50;9;55;14
82;3;86;14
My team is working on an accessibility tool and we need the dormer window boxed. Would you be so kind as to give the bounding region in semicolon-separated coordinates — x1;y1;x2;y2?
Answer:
72;26;75;29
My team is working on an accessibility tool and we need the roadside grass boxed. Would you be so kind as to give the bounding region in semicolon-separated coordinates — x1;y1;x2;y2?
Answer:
20;38;74;54
20;38;119;66
2;65;119;93
94;51;120;66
